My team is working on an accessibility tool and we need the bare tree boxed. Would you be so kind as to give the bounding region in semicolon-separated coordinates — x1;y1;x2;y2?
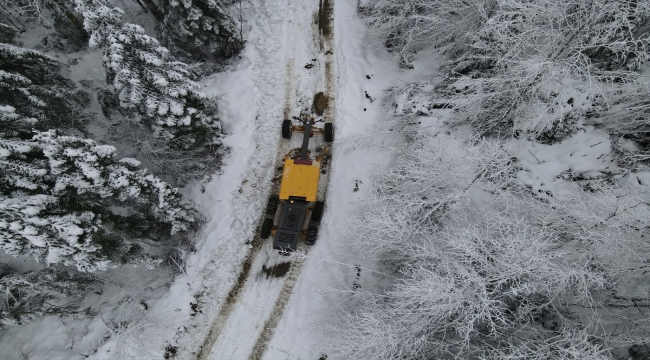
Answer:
360;0;496;65
327;135;650;359
366;0;650;138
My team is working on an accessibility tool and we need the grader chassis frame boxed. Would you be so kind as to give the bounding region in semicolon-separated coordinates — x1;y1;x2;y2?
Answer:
260;114;332;253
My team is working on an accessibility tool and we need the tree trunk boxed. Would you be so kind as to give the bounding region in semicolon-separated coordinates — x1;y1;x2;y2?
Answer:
139;0;165;23
133;0;149;14
52;0;87;34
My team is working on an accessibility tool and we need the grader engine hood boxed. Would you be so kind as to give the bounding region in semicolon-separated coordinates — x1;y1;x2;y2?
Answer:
273;200;308;251
279;159;320;202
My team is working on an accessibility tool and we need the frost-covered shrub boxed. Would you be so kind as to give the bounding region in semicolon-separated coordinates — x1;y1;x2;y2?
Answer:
435;0;650;136
160;0;242;62
360;0;494;65
366;0;650;139
114;122;222;186
329;136;650;359
0;23;17;43
436;62;602;137
535;109;584;144
347;134;518;260
0;0;88;50
597;82;650;164
0;130;196;272
72;0;224;184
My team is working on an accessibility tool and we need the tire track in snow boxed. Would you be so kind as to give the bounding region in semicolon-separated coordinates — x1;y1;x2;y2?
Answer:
247;256;305;360
195;231;265;360
193;0;295;357
195;0;300;358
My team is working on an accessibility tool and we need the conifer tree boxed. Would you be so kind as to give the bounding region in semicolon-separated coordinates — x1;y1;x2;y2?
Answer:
0;0;88;50
0;130;196;272
0;23;17;43
160;0;242;61
0;265;98;324
75;0;221;144
0;41;90;135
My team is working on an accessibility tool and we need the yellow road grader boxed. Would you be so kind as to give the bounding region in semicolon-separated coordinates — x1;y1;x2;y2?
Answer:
259;116;333;253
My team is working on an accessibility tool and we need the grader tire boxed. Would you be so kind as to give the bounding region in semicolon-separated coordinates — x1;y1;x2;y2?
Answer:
311;201;325;222
282;120;292;139
266;195;279;215
306;225;319;245
260;218;274;239
324;123;334;142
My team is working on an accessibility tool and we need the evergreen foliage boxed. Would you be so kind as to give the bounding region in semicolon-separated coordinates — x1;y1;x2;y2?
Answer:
0;41;90;134
0;130;196;272
160;0;243;61
75;0;222;145
0;23;17;43
0;0;88;50
0;264;98;325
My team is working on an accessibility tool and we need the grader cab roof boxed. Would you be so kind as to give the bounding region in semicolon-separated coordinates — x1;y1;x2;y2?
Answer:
279;158;320;202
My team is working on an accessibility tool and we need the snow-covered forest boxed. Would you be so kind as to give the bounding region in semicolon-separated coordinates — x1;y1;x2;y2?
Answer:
1;0;650;358
328;0;650;359
1;0;242;357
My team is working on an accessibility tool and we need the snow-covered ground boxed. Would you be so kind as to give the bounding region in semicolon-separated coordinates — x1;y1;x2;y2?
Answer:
4;0;646;359
172;0;434;357
0;0;447;358
133;2;650;359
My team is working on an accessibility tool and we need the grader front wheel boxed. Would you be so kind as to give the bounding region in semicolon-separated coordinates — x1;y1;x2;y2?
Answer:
324;123;334;142
282;120;292;139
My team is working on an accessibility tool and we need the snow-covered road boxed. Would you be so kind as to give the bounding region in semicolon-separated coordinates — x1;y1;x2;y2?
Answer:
194;0;337;358
162;0;410;358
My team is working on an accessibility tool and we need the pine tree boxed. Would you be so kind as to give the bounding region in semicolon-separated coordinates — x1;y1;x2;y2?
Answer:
0;41;90;135
0;23;17;43
0;265;98;325
0;0;88;50
160;0;242;61
0;130;196;272
75;0;222;145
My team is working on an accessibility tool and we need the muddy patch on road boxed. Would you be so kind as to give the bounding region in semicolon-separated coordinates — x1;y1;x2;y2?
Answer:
313;92;329;116
261;262;292;278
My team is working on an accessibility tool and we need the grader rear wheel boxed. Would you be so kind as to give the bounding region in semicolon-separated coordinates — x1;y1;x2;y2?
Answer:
260;218;274;239
311;201;325;222
266;195;279;215
306;225;319;245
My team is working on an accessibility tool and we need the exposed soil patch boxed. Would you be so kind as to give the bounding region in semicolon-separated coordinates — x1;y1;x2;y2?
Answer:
313;92;329;116
318;0;332;37
261;262;292;278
